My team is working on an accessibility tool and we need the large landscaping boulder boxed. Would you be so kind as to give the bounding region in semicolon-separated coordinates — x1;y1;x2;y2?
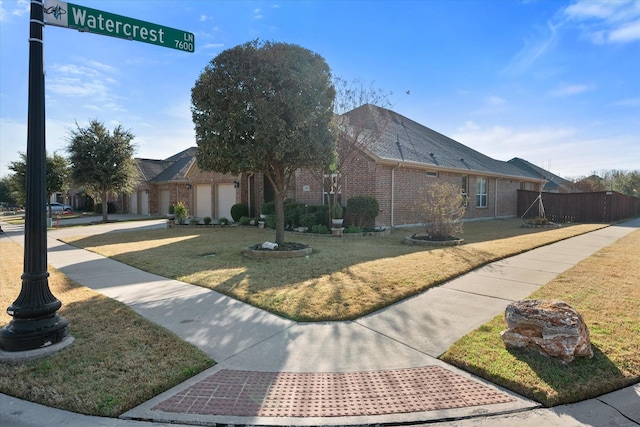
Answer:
500;300;593;364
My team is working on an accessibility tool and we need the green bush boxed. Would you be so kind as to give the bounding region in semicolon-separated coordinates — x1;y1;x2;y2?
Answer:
261;201;275;216
344;226;363;233
284;201;305;228
299;213;316;229
305;204;329;227
203;216;212;225
219;217;230;225
265;214;276;229
347;195;379;228
189;218;199;225
174;201;188;225
311;224;330;234
239;216;251;226
230;204;249;222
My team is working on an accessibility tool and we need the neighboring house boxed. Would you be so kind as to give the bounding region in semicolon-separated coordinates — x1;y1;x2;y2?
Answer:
507;158;575;193
131;147;247;220
572;174;608;193
132;104;547;226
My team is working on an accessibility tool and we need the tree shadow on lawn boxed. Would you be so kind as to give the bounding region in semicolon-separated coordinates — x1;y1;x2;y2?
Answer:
63;227;429;282
505;344;627;407
58;223;556;321
61;227;494;319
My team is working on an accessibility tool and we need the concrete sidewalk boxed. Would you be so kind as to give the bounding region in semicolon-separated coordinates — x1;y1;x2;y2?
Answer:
1;217;639;426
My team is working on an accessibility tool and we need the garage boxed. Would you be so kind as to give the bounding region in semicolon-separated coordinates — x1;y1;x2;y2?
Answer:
196;184;212;219
217;184;236;220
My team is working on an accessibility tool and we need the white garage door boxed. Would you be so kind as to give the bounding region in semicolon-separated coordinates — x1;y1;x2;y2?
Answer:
159;190;170;216
129;192;138;214
140;191;149;215
196;184;212;219
217;184;236;220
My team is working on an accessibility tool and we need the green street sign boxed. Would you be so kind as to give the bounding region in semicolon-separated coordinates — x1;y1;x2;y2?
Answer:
43;0;194;52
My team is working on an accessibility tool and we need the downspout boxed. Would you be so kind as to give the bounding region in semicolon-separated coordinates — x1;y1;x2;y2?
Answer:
494;177;502;218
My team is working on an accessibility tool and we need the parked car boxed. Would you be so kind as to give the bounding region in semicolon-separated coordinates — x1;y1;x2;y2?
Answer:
46;202;73;214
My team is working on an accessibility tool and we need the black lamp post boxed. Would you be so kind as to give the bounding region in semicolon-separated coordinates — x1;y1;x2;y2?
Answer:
0;0;69;352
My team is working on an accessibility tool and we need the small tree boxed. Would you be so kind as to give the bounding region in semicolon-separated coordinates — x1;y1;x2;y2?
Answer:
414;182;465;240
314;78;392;221
66;120;138;222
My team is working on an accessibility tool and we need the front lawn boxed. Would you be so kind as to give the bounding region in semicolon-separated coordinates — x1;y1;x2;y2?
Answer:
3;218;635;415
60;219;607;321
442;228;640;406
0;241;214;417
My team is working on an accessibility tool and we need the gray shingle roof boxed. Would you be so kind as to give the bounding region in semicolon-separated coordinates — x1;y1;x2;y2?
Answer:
136;159;173;181
343;104;543;181
508;157;574;191
136;147;196;183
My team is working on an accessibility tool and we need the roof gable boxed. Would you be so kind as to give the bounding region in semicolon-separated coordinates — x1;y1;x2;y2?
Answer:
136;159;173;181
136;147;197;183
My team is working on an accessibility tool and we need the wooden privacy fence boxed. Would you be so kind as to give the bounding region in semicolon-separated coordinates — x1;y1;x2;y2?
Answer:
517;190;640;223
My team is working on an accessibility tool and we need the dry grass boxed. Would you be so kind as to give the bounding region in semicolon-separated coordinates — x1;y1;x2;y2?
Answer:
0;241;213;417
60;219;607;321
441;229;640;406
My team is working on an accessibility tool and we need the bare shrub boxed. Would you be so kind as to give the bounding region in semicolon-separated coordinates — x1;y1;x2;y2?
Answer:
414;182;465;239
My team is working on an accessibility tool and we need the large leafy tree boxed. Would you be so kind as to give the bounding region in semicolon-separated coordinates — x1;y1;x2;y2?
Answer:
192;40;336;244
66;120;138;222
7;152;70;216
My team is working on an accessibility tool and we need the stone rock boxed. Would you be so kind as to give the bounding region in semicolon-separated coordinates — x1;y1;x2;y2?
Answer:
500;300;593;363
261;241;278;250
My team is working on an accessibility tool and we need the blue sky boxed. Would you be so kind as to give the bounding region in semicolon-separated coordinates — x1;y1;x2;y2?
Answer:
1;0;638;179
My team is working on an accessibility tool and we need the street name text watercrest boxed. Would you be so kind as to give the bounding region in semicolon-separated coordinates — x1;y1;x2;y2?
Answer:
44;0;194;52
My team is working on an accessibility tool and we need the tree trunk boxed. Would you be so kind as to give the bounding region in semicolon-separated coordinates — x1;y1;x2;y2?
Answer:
274;190;285;245
102;190;109;223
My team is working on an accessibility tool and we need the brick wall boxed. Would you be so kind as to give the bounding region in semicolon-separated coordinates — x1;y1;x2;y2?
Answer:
287;152;537;227
137;148;540;224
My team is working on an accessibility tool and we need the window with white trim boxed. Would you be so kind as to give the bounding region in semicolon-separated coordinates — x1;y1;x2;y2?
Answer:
476;177;487;208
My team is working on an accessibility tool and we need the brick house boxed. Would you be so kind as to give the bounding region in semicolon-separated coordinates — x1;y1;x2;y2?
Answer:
131;147;246;219
130;104;546;226
291;104;544;227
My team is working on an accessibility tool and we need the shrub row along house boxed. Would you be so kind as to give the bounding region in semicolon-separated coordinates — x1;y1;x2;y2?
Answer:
130;104;547;227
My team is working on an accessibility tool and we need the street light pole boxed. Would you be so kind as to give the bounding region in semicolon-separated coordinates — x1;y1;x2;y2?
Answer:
0;0;69;352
